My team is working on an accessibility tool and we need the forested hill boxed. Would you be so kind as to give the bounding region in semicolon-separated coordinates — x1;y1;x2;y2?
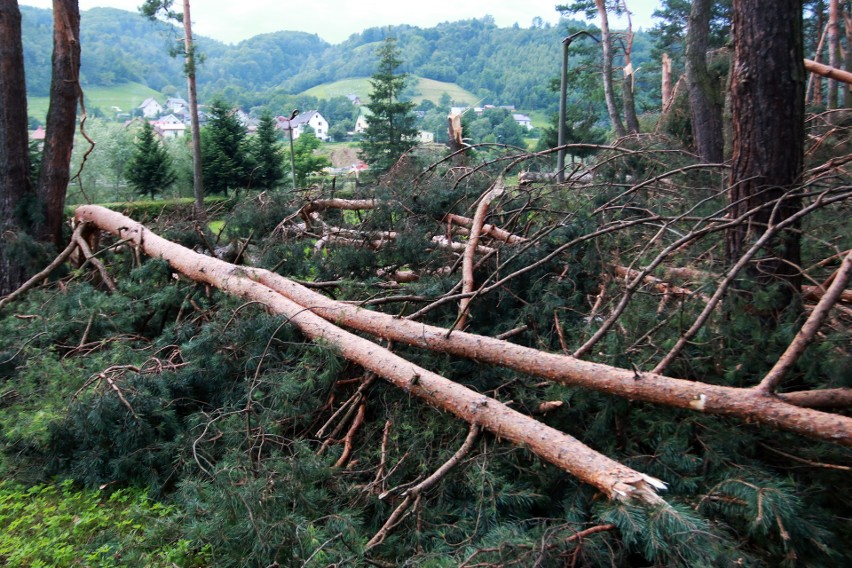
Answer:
21;6;654;112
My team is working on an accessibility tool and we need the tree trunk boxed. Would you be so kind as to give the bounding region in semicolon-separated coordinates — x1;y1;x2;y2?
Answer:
74;205;852;448
620;4;640;134
595;0;626;137
661;53;673;110
74;205;668;506
828;0;840;108
686;0;724;162
727;0;805;302
183;0;204;217
35;0;80;250
0;0;32;295
844;7;852;107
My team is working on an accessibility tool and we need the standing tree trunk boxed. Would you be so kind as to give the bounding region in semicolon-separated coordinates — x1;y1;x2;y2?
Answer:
843;6;852;107
35;0;80;250
686;0;724;162
828;0;840;108
727;0;805;304
182;0;204;217
661;53;673;110
619;2;640;134
0;0;32;295
594;0;626;137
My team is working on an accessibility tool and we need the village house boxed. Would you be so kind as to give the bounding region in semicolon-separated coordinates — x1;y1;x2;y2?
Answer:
276;110;330;141
346;94;362;106
138;97;163;118
354;113;369;134
513;113;533;130
149;114;186;138
164;96;188;115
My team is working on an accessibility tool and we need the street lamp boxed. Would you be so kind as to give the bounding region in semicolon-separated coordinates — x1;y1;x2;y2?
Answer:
557;31;600;183
284;109;299;190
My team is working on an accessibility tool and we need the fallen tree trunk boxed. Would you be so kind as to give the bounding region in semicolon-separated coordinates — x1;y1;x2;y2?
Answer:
804;58;852;86
74;205;852;452
74;205;667;505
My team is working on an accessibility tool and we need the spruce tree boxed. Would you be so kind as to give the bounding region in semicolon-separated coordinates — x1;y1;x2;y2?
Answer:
125;121;177;199
247;113;284;191
201;99;248;196
360;36;419;172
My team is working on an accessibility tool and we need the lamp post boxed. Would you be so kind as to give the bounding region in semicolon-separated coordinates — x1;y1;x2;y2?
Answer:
285;109;299;190
557;31;600;183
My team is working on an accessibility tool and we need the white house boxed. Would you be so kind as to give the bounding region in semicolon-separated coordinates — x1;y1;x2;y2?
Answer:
150;114;186;138
354;113;369;134
513;113;533;130
164;96;188;114
138;97;163;118
276;110;330;141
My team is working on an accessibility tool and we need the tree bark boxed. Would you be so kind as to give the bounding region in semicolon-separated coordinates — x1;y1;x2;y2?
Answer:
727;0;805;301
74;205;668;506
0;0;32;295
619;3;640;134
74;206;852;448
35;0;80;250
595;0;626;138
183;0;204;217
661;53;673;110
828;0;840;108
685;0;724;162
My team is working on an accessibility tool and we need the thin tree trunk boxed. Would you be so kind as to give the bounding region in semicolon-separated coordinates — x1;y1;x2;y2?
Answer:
686;0;724;162
727;0;805;304
0;0;32;295
595;0;626;137
828;0;840;108
74;205;852;448
35;0;80;249
844;7;852;107
620;1;640;134
183;0;204;217
661;53;673;110
808;17;828;106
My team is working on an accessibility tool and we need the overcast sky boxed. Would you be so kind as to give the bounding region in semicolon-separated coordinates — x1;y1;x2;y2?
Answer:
20;0;660;45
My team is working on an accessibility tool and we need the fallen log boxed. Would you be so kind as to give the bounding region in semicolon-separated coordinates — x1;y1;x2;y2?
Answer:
74;205;667;505
804;58;852;86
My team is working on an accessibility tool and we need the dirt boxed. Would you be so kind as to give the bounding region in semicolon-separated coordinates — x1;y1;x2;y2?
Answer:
328;146;359;168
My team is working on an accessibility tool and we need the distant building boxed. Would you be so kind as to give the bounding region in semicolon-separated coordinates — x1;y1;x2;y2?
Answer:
346;94;362;106
138;97;163;118
164;96;188;114
513;113;533;130
276;110;330;141
354;113;369;134
149;114;186;138
418;130;435;143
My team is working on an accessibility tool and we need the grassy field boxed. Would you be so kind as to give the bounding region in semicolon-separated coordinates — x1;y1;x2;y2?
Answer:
301;76;478;106
28;81;162;121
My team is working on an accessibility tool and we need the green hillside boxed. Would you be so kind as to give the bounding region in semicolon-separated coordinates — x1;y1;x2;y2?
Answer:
28;82;162;122
301;76;478;106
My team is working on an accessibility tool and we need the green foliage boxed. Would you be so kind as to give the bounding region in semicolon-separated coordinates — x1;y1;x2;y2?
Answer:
246;113;285;190
284;132;332;187
125;121;178;198
360;37;420;172
0;480;209;567
201;99;250;196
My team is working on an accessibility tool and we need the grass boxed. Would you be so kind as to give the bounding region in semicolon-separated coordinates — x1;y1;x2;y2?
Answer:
28;81;162;122
301;75;478;106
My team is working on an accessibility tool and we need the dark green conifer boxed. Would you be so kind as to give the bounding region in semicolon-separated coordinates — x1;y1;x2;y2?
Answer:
125;120;177;199
359;36;419;172
201;99;248;196
246;113;284;190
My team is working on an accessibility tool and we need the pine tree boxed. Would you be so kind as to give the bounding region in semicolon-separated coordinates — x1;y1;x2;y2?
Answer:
201;99;248;196
360;36;419;172
125;121;177;199
246;113;284;191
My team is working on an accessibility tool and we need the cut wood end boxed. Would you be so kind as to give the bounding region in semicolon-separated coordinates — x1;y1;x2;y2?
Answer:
612;474;668;505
